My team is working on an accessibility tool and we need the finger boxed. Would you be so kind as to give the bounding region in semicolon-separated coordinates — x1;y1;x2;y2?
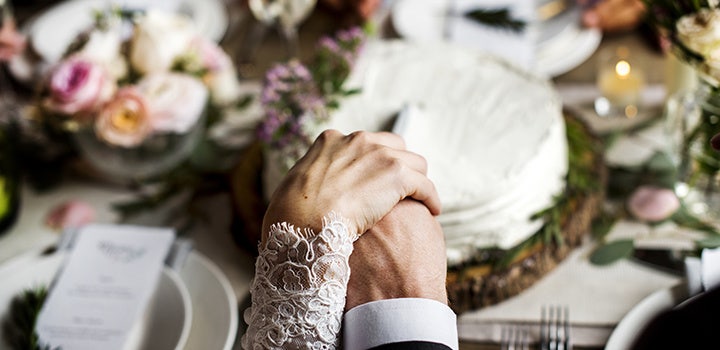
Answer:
346;130;407;150
384;148;429;176
398;169;442;216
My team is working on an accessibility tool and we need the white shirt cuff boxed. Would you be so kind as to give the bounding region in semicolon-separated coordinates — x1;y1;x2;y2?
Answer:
343;298;459;350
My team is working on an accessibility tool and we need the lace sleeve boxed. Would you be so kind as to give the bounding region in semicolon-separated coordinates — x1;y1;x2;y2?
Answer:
242;213;358;350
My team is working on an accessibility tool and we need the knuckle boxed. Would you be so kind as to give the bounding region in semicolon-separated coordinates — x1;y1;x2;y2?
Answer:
348;130;371;144
318;129;341;142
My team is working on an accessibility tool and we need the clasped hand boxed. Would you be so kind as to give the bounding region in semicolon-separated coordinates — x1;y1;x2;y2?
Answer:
263;129;442;241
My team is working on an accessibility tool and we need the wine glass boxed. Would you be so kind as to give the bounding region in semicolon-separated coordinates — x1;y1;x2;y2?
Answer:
248;0;317;58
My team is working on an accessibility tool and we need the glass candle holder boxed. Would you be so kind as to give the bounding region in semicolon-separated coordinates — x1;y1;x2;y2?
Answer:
594;46;646;118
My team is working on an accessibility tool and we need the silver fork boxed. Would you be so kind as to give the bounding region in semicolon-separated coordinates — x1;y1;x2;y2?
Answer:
500;323;530;350
540;305;572;350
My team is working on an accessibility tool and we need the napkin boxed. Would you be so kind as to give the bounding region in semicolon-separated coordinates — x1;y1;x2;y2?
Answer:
457;239;682;347
448;0;536;69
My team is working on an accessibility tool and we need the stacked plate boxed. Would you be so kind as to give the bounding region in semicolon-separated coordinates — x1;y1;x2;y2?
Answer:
391;0;601;77
0;249;238;350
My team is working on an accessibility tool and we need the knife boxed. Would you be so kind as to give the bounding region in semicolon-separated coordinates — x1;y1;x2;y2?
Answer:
631;248;689;276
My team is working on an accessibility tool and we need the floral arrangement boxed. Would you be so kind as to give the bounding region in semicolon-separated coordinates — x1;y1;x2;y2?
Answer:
643;1;720;226
256;27;365;167
39;9;242;148
644;0;720;83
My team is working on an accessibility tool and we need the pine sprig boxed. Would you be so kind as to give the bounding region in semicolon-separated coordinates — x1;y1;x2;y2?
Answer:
464;8;526;33
1;287;60;350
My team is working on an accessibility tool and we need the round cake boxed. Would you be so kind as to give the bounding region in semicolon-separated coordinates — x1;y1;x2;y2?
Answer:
261;40;568;266
318;41;568;266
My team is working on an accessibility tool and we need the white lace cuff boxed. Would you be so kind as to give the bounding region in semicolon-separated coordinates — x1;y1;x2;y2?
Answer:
242;213;357;349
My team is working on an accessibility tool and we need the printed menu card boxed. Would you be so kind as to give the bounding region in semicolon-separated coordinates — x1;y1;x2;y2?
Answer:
36;224;175;350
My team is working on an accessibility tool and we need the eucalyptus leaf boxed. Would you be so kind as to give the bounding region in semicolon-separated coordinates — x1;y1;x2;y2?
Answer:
591;215;617;240
646;152;676;173
697;236;720;249
590;239;635;266
672;205;720;235
464;8;526;33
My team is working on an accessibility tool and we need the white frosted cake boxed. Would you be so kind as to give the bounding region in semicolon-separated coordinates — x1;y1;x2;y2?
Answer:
264;41;568;266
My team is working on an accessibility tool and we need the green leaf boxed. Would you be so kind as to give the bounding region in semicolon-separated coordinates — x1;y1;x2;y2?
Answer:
697;236;720;249
341;88;362;96
671;205;720;235
591;215;617;240
590;239;635;266
464;8;526;33
646;152;676;173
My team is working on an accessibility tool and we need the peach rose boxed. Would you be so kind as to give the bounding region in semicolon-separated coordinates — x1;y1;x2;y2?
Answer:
95;88;153;147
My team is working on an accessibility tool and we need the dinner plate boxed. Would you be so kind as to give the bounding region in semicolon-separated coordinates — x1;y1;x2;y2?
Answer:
390;0;601;77
179;252;238;350
8;0;228;83
0;251;193;350
605;282;689;350
0;249;237;350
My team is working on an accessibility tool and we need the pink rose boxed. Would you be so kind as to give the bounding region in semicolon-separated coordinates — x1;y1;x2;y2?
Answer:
138;73;208;133
188;37;241;105
189;37;227;72
45;200;95;231
628;186;681;222
45;55;114;116
95;87;153;147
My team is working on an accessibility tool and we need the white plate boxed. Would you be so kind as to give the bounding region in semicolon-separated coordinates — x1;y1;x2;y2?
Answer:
179;252;238;350
390;0;601;77
9;0;228;83
605;282;689;350
0;249;237;350
0;251;193;350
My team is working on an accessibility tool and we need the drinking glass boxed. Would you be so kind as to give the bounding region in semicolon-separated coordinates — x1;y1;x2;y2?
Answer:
248;0;317;58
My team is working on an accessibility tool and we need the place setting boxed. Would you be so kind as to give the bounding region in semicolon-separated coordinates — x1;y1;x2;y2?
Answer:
2;0;720;349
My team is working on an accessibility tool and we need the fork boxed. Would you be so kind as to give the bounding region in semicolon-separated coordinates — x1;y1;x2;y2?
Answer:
540;305;572;350
500;323;530;350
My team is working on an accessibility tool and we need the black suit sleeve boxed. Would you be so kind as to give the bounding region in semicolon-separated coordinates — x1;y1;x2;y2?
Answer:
631;286;720;350
370;341;452;350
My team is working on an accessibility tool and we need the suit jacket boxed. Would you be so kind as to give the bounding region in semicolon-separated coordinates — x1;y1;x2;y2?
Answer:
371;341;452;350
631;286;720;349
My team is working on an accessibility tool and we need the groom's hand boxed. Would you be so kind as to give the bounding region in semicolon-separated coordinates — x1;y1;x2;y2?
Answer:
345;200;448;311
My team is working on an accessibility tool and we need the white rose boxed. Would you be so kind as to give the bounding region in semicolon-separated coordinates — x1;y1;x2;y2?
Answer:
187;37;241;105
702;50;720;85
130;11;196;74
138;73;208;134
207;64;242;106
79;26;127;79
677;9;720;57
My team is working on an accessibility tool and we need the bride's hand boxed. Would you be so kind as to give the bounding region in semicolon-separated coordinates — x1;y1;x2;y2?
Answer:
262;129;441;240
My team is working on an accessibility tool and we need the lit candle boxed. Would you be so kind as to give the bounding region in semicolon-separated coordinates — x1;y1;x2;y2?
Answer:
596;47;646;118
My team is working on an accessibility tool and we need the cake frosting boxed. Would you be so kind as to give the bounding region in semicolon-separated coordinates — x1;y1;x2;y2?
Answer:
263;41;568;265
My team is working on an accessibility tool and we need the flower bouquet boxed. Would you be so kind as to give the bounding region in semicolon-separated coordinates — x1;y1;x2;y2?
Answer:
645;0;720;222
37;9;243;181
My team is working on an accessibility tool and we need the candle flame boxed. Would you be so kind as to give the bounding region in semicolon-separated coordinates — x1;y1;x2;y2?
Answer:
616;60;631;77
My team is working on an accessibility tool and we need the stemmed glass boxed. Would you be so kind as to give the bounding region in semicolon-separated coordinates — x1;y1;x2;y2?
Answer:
248;0;317;58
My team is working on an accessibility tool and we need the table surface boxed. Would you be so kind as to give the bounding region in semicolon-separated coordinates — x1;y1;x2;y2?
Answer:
0;2;680;350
